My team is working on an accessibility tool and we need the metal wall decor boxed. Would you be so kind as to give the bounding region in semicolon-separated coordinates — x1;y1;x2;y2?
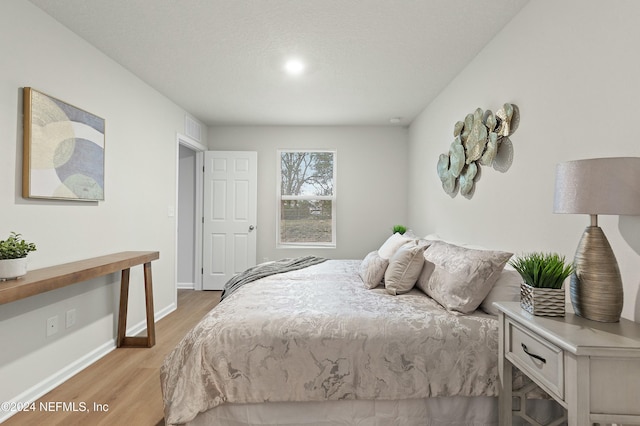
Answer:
437;103;519;198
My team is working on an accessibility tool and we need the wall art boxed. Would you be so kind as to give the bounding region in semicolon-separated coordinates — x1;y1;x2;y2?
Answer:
23;87;105;201
437;103;519;199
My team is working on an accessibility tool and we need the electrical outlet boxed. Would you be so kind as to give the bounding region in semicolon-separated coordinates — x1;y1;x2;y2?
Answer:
65;309;76;328
46;316;59;337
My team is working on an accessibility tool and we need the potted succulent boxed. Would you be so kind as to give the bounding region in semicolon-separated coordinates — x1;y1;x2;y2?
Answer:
392;225;407;235
0;232;37;280
510;252;574;317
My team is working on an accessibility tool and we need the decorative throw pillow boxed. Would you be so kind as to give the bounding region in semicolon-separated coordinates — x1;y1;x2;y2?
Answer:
421;240;512;313
359;251;389;289
480;266;523;315
378;232;414;260
384;241;428;295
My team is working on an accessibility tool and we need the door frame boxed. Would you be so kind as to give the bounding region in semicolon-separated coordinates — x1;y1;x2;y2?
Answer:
175;133;207;292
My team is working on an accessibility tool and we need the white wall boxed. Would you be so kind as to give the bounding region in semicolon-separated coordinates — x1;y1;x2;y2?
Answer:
209;126;409;261
408;0;640;321
0;0;204;411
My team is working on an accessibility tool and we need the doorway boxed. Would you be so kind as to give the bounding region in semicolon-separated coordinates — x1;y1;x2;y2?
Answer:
175;139;258;292
176;134;206;292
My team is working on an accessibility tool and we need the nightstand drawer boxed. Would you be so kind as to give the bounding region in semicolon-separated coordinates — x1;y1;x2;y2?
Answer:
505;318;564;400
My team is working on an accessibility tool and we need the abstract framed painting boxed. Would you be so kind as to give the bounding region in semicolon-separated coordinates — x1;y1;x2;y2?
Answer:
22;87;105;201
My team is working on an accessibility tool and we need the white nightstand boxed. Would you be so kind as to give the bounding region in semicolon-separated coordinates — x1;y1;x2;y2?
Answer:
495;301;640;426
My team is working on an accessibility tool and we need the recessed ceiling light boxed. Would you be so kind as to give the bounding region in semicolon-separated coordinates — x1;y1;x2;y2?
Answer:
284;59;305;75
389;117;402;124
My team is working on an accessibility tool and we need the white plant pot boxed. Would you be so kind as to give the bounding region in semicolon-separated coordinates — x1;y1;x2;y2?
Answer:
0;257;28;280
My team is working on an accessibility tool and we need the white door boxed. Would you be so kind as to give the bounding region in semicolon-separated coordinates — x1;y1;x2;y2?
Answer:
203;151;257;290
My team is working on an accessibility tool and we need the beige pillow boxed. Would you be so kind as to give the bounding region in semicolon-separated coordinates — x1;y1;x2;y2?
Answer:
378;233;413;260
384;241;427;295
421;240;512;313
359;251;389;289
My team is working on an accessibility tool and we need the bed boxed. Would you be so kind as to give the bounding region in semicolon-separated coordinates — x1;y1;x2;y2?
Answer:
161;235;563;426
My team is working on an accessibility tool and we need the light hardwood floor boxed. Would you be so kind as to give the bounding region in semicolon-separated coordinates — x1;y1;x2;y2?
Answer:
5;290;221;426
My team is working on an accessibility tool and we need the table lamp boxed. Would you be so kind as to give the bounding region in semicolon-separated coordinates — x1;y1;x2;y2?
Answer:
553;157;640;322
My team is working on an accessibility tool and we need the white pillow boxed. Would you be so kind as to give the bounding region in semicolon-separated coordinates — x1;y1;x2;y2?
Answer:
480;265;522;315
359;251;389;289
384;241;427;295
378;232;414;260
421;240;512;314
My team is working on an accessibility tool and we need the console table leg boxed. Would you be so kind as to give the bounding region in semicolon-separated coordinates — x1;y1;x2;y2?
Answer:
143;261;155;347
117;264;156;348
117;268;131;347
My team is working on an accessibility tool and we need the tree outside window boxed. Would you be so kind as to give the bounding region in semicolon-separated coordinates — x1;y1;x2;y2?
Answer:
277;150;336;247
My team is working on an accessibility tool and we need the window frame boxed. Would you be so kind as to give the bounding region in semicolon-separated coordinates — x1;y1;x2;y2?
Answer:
276;149;337;249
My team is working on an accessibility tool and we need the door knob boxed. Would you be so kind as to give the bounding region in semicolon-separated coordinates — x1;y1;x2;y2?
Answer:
249;225;255;231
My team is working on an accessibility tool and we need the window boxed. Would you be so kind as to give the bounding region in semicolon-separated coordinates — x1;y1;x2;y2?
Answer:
277;150;336;247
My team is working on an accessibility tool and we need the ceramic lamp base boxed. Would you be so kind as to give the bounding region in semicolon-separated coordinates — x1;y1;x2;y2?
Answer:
570;226;623;323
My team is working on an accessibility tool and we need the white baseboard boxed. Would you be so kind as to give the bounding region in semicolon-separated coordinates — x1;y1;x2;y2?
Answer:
177;282;195;290
154;301;177;322
0;301;177;424
0;340;115;423
126;301;176;336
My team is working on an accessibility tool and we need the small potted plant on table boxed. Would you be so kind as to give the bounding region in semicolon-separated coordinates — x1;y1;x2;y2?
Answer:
0;232;37;281
392;225;407;235
510;252;574;317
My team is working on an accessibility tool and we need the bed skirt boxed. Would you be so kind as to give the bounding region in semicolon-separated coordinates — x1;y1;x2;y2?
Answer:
185;396;565;426
186;397;496;426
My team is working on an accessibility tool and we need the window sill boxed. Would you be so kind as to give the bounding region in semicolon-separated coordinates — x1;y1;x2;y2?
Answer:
277;244;336;249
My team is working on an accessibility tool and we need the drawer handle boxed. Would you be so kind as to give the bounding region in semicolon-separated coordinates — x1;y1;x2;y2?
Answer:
521;343;546;364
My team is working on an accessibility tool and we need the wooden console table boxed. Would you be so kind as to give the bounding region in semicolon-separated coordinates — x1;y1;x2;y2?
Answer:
0;251;160;348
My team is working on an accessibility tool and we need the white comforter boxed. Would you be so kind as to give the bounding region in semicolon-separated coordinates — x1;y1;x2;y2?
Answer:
160;260;500;425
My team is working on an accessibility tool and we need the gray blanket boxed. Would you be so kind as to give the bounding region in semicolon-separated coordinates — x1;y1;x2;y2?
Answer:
220;255;327;301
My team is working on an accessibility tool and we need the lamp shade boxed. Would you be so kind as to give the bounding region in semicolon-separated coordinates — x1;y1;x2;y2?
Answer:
553;157;640;215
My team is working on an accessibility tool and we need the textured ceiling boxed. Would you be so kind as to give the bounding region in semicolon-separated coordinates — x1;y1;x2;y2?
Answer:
27;0;528;127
